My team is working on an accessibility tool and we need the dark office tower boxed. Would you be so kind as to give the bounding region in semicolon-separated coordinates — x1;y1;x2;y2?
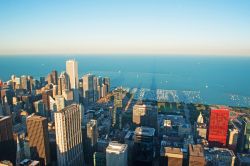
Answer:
42;90;51;111
51;70;58;85
114;88;123;108
133;104;158;132
238;117;250;153
82;73;95;103
208;108;229;147
134;126;155;166
0;116;16;164
28;76;35;91
40;77;45;86
47;70;58;85
162;147;183;166
26;115;50;165
93;152;106;166
93;76;98;100
103;77;110;93
96;76;103;99
189;144;205;166
111;107;122;129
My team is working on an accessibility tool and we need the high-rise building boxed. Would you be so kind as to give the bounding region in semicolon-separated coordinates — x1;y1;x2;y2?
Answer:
58;71;70;95
87;119;98;147
52;85;58;98
134;126;155;165
114;88;123;108
66;60;78;89
54;104;84;166
110;107;122;129
162;147;183;166
133;104;158;131
236;153;250;166
93;152;106;166
238;117;250;153
0;116;15;164
55;95;65;111
189;144;205;166
82;74;95;103
51;70;58;85
86;119;98;164
195;112;207;141
20;75;28;90
103;77;110;93
33;100;46;117
228;123;239;152
204;147;235;166
26;115;51;165
106;141;128;166
208;108;229;147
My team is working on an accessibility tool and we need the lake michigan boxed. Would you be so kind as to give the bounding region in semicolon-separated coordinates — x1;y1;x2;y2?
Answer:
0;55;250;107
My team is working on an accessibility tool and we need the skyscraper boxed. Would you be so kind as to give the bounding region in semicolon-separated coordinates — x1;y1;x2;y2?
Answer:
162;147;183;166
82;74;95;103
54;104;84;166
87;119;98;148
55;95;65;111
189;144;205;166
58;71;70;95
51;70;58;85
26;115;51;165
114;88;123;108
0;116;15;164
134;126;155;165
86;119;98;164
133;104;158;131
238;117;250;153
66;60;78;89
106;141;128;166
208;108;229;147
103;77;110;93
20;75;28;90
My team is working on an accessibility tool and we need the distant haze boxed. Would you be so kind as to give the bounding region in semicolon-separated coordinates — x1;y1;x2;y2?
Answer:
0;0;250;56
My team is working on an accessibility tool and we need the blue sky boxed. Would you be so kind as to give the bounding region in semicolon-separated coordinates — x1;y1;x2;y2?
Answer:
0;0;250;55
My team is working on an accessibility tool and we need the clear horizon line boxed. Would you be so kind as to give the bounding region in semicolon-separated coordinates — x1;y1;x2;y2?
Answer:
0;53;250;57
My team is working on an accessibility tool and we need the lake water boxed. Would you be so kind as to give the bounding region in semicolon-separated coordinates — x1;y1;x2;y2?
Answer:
0;55;250;107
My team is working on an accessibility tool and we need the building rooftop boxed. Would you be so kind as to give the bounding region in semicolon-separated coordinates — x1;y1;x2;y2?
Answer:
165;147;183;154
55;104;78;113
27;114;46;121
0;160;13;166
87;119;97;128
135;126;155;137
0;116;11;121
237;153;250;163
106;141;127;154
124;131;134;140
189;144;204;157
163;147;184;158
204;147;235;157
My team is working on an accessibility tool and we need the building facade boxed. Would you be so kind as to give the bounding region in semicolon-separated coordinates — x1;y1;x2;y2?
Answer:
208;108;229;147
106;142;128;166
54;104;84;166
26;115;51;165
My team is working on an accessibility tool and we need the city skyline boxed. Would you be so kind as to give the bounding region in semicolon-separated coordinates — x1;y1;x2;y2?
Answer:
0;0;250;56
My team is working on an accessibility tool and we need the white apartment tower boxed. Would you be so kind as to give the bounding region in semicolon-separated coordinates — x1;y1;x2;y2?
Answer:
106;141;128;166
54;104;84;166
66;60;78;89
